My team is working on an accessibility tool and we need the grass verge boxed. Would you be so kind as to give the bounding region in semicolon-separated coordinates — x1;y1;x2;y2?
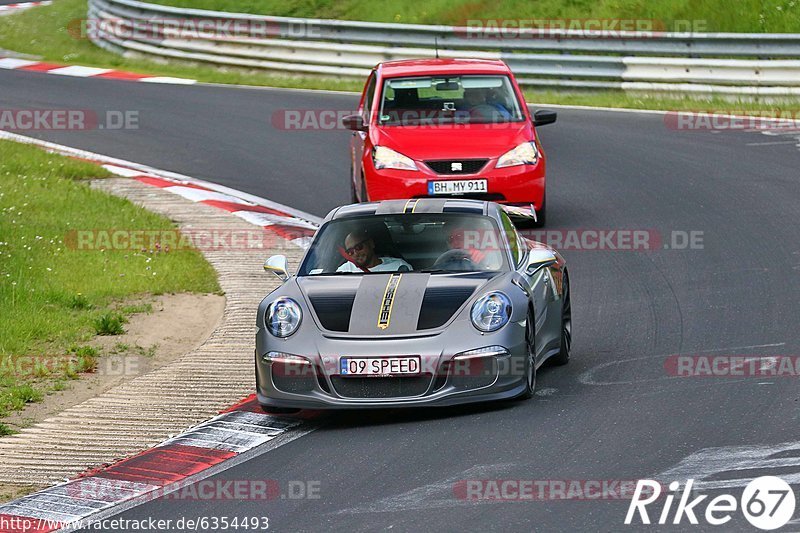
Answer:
0;140;220;431
148;0;800;33
0;484;39;503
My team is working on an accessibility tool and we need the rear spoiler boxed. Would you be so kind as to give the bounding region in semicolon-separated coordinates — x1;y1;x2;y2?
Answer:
502;204;537;226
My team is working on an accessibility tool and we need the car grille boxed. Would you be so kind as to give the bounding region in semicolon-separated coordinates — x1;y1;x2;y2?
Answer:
448;356;498;390
271;362;330;394
331;374;432;399
425;159;488;175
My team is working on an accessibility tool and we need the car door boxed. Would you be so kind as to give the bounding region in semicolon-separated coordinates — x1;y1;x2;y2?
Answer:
352;71;377;198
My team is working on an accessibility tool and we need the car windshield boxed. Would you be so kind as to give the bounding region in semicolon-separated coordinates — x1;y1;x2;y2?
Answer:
378;75;524;126
298;213;510;275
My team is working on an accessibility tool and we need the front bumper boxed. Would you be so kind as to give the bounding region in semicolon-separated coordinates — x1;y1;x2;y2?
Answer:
363;158;546;206
255;323;528;409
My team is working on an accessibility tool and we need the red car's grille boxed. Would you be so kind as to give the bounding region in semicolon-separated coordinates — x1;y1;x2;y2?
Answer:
425;159;488;175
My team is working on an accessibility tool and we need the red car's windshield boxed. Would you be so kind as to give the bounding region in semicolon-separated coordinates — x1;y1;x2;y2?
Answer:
378;75;524;126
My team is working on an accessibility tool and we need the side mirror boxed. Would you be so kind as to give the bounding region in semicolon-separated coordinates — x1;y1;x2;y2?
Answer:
533;109;557;127
264;255;289;281
341;114;367;131
525;249;557;276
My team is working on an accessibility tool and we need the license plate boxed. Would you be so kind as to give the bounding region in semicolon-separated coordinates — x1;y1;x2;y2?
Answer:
339;356;421;376
427;179;488;195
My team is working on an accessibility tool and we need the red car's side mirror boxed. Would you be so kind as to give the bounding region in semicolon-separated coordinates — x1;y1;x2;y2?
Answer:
533;109;557;127
342;114;368;131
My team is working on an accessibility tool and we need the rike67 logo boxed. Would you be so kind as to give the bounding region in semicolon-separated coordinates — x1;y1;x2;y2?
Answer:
625;477;796;530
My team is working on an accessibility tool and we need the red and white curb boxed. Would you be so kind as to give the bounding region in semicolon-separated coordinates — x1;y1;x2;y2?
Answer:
0;57;196;84
0;396;315;532
0;1;50;14
0;130;322;249
101;165;318;249
0;131;325;531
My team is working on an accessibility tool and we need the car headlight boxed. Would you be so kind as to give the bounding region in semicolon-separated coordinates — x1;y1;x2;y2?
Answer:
496;142;539;168
373;146;418;171
470;292;512;332
266;297;302;337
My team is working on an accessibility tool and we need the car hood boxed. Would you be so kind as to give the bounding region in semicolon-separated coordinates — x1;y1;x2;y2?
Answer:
297;272;499;335
372;122;533;161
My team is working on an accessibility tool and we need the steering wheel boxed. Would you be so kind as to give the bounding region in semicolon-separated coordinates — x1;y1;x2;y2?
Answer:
431;249;478;271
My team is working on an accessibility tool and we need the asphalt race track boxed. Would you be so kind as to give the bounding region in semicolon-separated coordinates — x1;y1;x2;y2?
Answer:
2;68;799;531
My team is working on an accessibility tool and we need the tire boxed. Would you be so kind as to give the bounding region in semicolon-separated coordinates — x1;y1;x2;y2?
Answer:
513;310;537;400
550;272;571;366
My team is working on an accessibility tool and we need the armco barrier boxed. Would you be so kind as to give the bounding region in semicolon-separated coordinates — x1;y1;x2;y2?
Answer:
85;0;800;95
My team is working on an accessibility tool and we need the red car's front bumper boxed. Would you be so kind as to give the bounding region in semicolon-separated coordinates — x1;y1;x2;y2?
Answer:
363;157;546;208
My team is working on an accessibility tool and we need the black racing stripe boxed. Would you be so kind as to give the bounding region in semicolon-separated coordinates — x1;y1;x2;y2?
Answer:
307;293;356;332
416;285;477;330
441;199;486;213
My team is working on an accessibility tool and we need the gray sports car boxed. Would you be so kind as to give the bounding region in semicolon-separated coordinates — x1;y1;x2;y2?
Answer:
256;199;570;409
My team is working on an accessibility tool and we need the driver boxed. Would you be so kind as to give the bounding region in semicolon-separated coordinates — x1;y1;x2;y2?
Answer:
433;220;503;271
336;230;412;273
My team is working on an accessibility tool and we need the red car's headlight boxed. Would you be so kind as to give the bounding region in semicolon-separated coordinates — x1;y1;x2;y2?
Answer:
496;142;539;168
372;146;418;171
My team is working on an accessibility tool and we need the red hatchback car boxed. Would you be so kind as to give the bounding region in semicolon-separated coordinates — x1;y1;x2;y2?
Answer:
342;58;556;225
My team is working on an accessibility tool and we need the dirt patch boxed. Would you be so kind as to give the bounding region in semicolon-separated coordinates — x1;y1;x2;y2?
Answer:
3;293;225;431
0;484;38;503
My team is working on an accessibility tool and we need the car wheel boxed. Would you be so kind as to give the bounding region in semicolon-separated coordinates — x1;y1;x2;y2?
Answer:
550;272;571;366
513;310;537;400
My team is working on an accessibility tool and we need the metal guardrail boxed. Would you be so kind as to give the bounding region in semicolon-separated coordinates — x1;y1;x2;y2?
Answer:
86;0;800;95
